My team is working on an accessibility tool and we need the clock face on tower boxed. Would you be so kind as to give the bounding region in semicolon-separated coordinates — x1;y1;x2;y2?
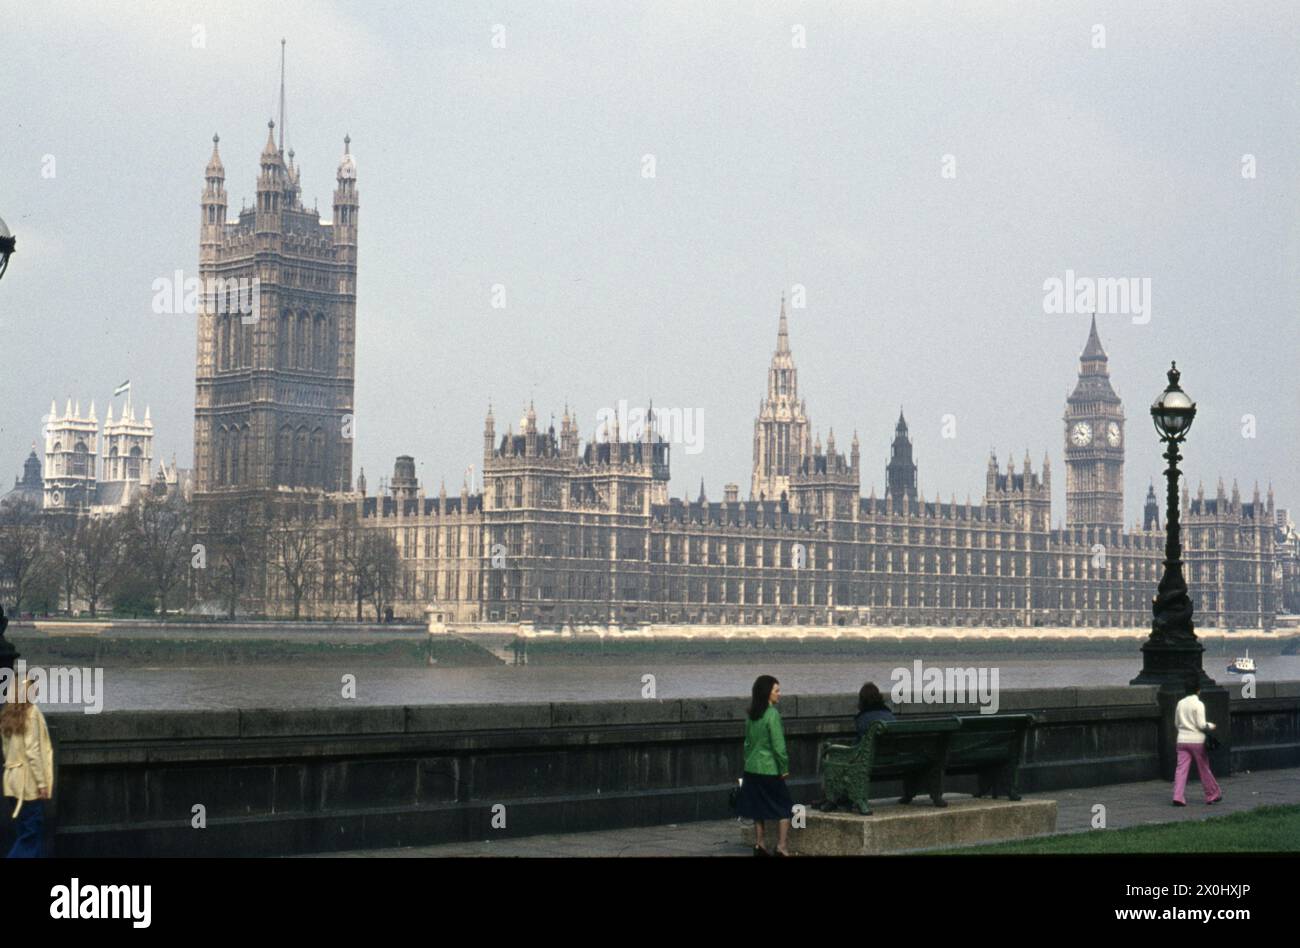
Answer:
1106;421;1121;447
1071;422;1092;446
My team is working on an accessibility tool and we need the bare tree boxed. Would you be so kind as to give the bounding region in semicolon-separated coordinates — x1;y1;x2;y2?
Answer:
332;520;402;622
335;519;370;622
206;496;264;619
122;490;192;617
362;528;402;622
78;514;125;617
273;520;320;620
0;498;51;613
51;515;81;614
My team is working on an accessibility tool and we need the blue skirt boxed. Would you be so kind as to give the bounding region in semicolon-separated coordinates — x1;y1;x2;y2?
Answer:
6;800;48;858
736;772;794;821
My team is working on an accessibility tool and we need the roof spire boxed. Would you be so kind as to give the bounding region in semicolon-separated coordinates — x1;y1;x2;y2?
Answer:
206;133;224;177
1081;312;1107;362
776;293;790;354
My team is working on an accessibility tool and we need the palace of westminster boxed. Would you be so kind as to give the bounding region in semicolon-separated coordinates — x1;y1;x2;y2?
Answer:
11;106;1297;629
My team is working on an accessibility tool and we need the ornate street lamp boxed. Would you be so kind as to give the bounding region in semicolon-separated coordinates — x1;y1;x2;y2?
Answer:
1132;361;1208;686
0;215;15;282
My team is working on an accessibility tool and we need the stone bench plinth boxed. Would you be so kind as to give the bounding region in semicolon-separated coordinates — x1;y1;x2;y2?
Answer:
742;797;1058;855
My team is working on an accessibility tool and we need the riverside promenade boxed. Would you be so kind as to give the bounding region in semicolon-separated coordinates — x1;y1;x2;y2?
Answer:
30;680;1300;856
315;765;1300;857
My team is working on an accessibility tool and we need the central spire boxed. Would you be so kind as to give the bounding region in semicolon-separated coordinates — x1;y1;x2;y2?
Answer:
751;293;810;501
776;292;790;354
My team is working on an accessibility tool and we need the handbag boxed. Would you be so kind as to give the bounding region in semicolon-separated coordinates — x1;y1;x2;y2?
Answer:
1205;731;1221;752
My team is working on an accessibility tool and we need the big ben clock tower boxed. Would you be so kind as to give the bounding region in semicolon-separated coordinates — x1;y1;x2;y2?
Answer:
1064;315;1125;529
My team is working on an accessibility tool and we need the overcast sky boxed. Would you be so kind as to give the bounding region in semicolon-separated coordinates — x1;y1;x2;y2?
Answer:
2;1;1297;527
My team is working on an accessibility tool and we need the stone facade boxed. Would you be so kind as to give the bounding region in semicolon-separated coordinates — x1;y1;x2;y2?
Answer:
193;124;357;497
750;296;810;503
36;395;161;515
190;94;1288;629
251;309;1286;630
1064;315;1125;529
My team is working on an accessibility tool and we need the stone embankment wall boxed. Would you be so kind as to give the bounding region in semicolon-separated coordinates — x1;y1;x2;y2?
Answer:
19;683;1297;856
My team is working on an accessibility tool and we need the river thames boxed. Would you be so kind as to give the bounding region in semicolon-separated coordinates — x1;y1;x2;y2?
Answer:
36;651;1300;712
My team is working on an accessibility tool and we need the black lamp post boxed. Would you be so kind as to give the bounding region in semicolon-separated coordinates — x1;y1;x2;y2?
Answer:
0;214;17;671
1132;362;1208;686
0;215;15;282
0;605;16;679
1131;362;1228;779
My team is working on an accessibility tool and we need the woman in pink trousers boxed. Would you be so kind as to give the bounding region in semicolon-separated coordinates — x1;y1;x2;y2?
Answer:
1172;676;1222;807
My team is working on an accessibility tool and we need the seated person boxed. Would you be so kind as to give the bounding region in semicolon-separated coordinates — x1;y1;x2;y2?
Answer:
854;681;896;741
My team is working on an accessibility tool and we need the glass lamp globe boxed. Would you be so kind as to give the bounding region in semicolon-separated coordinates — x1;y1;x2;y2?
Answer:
1150;362;1196;441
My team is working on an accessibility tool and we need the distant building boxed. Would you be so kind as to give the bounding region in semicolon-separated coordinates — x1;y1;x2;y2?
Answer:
192;120;358;497
191;74;1291;629
43;398;100;512
1063;316;1126;530
750;296;810;503
23;393;171;515
1;447;43;509
245;311;1288;630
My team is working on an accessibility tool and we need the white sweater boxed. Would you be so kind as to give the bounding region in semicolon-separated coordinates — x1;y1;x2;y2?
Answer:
1175;694;1216;744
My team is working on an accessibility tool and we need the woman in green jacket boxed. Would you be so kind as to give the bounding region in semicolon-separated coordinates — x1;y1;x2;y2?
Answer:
736;674;794;856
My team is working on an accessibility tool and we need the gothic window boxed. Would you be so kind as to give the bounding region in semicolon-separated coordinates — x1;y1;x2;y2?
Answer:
495;478;505;508
228;429;240;485
216;428;227;486
240;426;251;485
308;428;324;486
127;446;142;482
292;427;308;486
312;315;325;370
296;313;309;369
233;315;244;368
276;426;292;485
70;442;89;478
514;477;523;507
218;316;229;370
278;313;291;368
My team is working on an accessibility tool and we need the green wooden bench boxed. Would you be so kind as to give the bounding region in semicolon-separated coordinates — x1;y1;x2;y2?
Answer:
818;718;961;815
946;713;1036;801
818;714;1037;815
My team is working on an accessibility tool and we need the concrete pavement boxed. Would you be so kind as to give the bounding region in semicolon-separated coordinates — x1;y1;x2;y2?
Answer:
312;764;1300;857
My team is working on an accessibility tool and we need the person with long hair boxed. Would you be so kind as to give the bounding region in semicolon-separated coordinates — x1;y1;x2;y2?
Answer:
855;681;895;741
736;674;794;856
1172;675;1221;807
1;674;54;857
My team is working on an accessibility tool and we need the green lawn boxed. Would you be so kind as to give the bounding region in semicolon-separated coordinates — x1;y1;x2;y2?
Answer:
935;804;1300;854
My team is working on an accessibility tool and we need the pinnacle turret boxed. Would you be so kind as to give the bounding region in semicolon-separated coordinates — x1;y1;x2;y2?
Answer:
206;133;224;177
